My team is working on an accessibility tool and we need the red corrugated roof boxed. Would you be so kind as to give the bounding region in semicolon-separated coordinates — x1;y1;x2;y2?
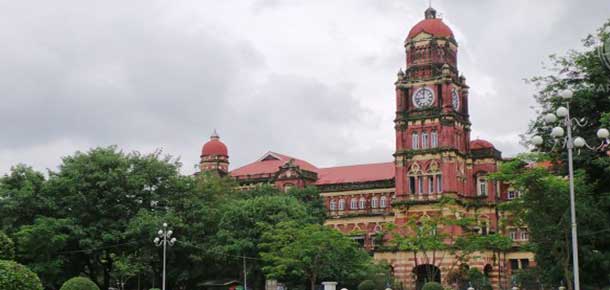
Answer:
230;151;318;177
316;162;395;185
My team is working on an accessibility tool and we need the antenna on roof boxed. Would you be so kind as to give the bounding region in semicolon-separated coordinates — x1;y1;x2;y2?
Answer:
429;0;432;8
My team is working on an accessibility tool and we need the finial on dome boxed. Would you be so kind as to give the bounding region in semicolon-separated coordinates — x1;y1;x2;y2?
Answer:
211;129;219;140
425;6;437;19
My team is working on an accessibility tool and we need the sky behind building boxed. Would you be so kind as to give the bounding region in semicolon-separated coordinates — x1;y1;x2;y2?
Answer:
1;0;609;175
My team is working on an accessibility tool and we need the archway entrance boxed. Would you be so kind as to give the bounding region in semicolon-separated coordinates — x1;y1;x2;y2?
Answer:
413;264;441;290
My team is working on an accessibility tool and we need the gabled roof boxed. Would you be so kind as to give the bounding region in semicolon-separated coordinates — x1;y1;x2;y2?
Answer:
230;151;318;177
316;162;395;185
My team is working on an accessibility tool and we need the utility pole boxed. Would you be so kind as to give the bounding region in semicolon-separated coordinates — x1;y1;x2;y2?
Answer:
243;255;247;290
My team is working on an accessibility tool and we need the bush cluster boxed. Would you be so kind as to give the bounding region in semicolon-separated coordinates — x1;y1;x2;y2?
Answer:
0;260;43;290
60;277;101;290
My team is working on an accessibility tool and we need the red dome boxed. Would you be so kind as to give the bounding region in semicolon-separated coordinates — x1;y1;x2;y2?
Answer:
201;130;228;156
470;139;495;150
407;18;454;40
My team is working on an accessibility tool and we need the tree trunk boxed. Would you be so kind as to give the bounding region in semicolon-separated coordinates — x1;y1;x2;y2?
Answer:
310;274;317;290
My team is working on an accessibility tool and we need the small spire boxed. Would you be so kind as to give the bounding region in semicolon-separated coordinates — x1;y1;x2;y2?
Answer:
210;129;219;140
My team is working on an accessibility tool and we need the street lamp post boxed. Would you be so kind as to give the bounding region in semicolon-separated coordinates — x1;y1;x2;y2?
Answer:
531;89;610;290
154;223;177;290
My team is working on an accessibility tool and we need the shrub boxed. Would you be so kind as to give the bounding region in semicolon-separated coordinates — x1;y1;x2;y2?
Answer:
149;288;161;290
0;231;15;260
0;260;43;290
422;282;443;290
358;280;377;290
59;277;100;290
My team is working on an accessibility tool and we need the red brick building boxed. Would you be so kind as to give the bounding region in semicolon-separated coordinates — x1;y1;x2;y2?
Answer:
199;7;532;290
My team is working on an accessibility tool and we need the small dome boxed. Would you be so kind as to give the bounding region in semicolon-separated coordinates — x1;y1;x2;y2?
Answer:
407;8;454;40
470;139;495;150
201;130;228;157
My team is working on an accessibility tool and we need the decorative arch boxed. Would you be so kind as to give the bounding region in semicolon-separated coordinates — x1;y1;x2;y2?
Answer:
409;162;422;175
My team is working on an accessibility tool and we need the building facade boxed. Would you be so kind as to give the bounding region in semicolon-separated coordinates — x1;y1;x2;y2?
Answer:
199;7;532;290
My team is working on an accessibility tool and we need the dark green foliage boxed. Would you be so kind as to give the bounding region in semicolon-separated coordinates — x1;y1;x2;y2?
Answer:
260;221;380;290
421;282;443;290
358;280;377;290
0;260;43;290
0;231;14;260
59;277;100;290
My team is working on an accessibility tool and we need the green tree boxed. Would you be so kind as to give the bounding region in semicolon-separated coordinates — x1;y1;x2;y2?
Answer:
212;194;315;289
496;18;610;290
0;260;43;290
260;221;374;290
492;155;610;290
0;231;14;260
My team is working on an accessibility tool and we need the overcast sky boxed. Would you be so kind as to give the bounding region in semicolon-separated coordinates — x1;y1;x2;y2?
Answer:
1;0;609;175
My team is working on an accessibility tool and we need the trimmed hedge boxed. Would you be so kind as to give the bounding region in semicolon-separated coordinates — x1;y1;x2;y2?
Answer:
0;231;15;260
358;280;377;290
60;276;100;290
0;260;43;290
422;282;443;290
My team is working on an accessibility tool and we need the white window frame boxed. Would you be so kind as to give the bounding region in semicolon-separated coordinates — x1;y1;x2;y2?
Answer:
338;199;345;210
351;198;358;209
508;190;518;200
520;229;529;241
477;177;488;196
380;196;387;208
509;230;517;240
412;132;419;149
418;176;424;194
428;176;434;193
330;200;336;210
431;131;438;148
422;132;428;149
436;174;442;193
371;197;378;208
359;198;366;209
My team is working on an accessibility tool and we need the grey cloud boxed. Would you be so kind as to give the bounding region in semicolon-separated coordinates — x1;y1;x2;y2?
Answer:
1;0;609;175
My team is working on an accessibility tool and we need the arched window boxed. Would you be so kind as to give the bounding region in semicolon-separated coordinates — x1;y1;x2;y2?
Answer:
338;199;345;210
330;200;336;210
422;132;428;149
359;198;366;209
351;198;358;209
431;131;438;148
380;196;387;208
412;132;419;149
371;197;378;208
477;176;488;196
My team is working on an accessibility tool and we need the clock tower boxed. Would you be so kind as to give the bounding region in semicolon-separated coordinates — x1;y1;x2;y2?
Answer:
394;7;471;197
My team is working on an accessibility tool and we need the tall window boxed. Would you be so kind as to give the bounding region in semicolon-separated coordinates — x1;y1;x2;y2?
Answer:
477;177;488;196
380;196;387;208
351;198;358;209
338;199;345;210
509;230;517;240
431;131;438;148
371;197;378;208
409;176;416;194
359;198;366;209
330;200;336;210
436;174;443;192
428;176;434;193
418;176;424;194
412;132;419;149
422;132;428;149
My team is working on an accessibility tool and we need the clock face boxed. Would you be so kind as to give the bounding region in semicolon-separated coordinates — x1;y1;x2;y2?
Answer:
451;88;460;110
412;87;435;108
